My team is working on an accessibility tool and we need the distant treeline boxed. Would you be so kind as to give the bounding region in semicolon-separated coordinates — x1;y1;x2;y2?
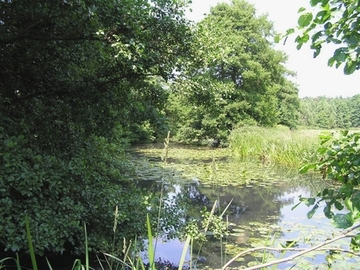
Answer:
299;95;360;129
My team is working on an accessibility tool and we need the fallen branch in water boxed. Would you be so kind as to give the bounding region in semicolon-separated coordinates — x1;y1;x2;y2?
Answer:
222;223;360;270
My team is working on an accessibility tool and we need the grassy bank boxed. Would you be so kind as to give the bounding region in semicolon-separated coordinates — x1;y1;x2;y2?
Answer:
229;126;322;168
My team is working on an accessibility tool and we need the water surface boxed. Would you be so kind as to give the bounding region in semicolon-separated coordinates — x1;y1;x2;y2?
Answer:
129;144;357;269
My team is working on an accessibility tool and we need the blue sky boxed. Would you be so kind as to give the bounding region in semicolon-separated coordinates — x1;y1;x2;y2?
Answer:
186;0;359;98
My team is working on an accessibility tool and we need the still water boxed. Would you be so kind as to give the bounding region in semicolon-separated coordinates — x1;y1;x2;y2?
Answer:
130;144;358;269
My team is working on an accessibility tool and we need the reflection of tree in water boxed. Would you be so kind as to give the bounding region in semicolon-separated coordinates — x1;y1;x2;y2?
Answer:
183;178;321;269
138;180;189;239
135;168;326;238
197;184;285;225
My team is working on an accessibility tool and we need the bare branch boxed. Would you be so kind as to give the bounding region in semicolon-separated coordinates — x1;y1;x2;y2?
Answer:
222;224;360;270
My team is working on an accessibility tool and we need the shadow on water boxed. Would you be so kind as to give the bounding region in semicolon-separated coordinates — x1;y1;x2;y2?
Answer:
129;145;357;269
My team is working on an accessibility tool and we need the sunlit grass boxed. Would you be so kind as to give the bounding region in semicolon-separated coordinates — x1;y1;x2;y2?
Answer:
229;126;322;168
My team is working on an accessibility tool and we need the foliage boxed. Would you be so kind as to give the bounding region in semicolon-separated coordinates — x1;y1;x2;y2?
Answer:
0;0;193;255
168;0;300;142
299;95;360;129
299;130;360;248
0;131;148;254
282;0;360;74
229;126;321;167
127;142;360;268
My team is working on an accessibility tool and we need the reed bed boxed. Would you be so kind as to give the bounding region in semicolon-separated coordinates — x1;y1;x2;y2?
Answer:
229;126;322;168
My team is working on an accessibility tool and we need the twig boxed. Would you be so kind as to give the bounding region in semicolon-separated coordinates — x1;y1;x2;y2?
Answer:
222;224;360;269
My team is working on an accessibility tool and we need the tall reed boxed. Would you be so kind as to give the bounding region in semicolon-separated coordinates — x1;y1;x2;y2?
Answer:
229;126;321;168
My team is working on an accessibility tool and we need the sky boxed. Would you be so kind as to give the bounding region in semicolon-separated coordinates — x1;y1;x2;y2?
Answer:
186;0;359;98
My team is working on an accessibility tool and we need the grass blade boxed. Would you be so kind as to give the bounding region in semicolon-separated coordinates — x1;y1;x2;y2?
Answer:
0;256;21;270
25;215;38;270
45;257;54;270
146;213;155;270
178;235;191;270
103;253;132;268
84;222;89;270
220;198;233;218
95;255;105;270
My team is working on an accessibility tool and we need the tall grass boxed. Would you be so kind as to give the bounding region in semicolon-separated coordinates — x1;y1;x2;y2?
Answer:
229;126;322;168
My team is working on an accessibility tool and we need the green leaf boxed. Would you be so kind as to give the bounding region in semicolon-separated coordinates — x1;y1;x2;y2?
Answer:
324;203;333;218
350;233;360;250
345;197;353;212
314;10;330;23
311;43;322;58
299;163;317;173
321;0;330;7
307;203;319;219
298;7;306;13
345;34;360;45
305;197;316;207
310;0;322;6
274;34;281;43
344;60;357;75
328;57;335;67
334;200;344;210
298;13;313;27
333;213;353;228
286;28;295;35
291;201;302;211
319;131;333;144
311;31;323;42
4;138;14;147
333;47;348;63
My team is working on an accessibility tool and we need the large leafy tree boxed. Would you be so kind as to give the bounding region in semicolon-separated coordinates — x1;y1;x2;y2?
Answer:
0;0;192;254
169;0;300;142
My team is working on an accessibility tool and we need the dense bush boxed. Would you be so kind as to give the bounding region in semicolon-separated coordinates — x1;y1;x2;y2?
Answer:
0;0;192;256
0;126;146;254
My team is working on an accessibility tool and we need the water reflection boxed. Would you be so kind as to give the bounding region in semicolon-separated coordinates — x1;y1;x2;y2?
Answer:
131;146;354;269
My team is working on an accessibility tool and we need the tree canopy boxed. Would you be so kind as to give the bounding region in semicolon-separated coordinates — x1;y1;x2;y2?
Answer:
299;95;360;129
168;0;300;143
0;0;193;254
3;0;358;258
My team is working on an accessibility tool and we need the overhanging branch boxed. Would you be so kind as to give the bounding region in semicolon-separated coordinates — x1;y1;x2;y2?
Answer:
222;223;360;270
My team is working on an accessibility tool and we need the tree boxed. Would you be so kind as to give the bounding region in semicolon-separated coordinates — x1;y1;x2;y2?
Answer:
0;0;192;254
299;96;357;129
283;0;360;74
349;94;360;127
169;0;300;142
333;97;352;128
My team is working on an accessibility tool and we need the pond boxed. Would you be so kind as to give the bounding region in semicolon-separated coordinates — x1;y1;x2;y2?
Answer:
128;143;358;269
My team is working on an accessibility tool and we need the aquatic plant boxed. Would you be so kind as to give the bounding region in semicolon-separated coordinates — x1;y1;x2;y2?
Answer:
229;126;321;168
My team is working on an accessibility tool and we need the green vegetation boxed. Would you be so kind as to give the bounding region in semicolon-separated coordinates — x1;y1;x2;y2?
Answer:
0;0;192;256
299;131;360;231
282;0;360;74
1;0;360;267
299;95;360;128
129;142;359;269
167;0;300;143
229;126;321;168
